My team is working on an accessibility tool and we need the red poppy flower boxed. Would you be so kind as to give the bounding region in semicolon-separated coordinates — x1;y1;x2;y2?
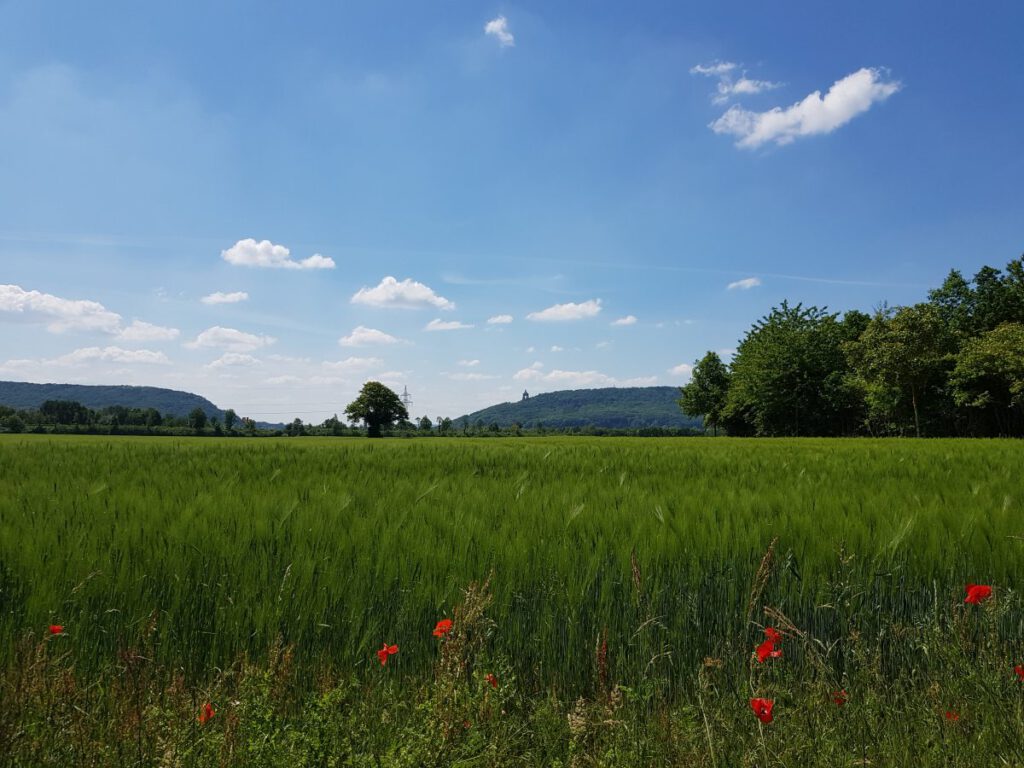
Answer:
750;698;774;723
433;618;453;637
755;639;779;663
376;643;399;666
964;584;992;604
485;673;498;689
832;690;848;706
1015;665;1024;681
764;627;782;644
944;710;959;722
198;702;215;725
48;624;64;636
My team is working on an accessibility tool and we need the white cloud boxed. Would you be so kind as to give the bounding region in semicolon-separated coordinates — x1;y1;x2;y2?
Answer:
727;276;762;290
185;326;276;352
484;16;514;47
487;314;513;324
201;291;249;305
690;61;737;77
221;238;336;270
116;320;180;342
206;353;261;369
7;346;172;367
424;318;474;331
0;283;122;333
512;367;657;388
458;359;480;367
527;299;602;322
321;356;384;373
611;315;637;326
710;67;901;148
714;76;781;104
338;325;404;347
351;276;455;310
596;341;611;349
550;345;564;352
669;363;694;382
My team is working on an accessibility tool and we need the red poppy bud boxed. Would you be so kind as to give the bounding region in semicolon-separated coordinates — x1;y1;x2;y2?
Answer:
198;702;215;725
48;624;64;636
485;673;498;689
832;690;847;706
1015;665;1024;681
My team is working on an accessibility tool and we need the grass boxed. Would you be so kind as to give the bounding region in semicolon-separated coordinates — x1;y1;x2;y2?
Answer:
1;434;1023;765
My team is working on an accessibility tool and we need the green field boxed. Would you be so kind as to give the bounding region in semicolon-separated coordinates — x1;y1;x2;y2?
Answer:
2;435;1023;766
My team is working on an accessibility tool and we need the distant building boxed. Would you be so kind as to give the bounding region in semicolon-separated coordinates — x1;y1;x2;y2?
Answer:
522;390;530;401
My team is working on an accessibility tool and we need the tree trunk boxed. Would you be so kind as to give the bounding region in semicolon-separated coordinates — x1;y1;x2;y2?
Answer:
911;384;920;438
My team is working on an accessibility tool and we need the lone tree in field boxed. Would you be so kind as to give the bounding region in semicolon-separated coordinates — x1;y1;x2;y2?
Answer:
678;351;731;436
345;381;409;438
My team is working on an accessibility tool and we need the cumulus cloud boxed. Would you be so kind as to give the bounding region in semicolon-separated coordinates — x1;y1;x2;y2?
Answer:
714;76;781;104
4;346;172;368
185;326;276;352
669;363;694;381
206;353;261;369
221;238;335;270
727;277;762;290
0;283;122;333
710;67;900;148
458;359;480;367
351;276;455;310
338;325;404;347
487;314;513;324
424;318;474;331
202;291;249;305
321;356;384;372
527;299;602;322
611;315;637;326
512;367;657;388
116;320;180;342
484;16;514;47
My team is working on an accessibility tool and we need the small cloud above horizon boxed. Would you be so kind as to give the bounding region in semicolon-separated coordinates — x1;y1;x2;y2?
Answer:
222;239;335;270
527;299;602;322
352;276;455;311
727;277;762;290
484;16;514;47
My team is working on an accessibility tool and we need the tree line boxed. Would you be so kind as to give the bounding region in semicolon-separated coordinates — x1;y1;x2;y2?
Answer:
679;255;1024;437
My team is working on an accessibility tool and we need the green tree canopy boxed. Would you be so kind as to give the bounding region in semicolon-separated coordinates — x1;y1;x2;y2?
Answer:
678;351;730;435
949;322;1024;435
344;381;409;438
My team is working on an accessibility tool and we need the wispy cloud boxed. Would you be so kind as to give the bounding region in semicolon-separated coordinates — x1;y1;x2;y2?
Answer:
513;367;657;388
727;276;761;290
222;238;335;270
424;318;474;331
352;276;455;310
690;61;738;77
692;61;780;105
710;67;900;148
611;315;637;326
487;314;513;324
116;320;180;342
484;16;514;47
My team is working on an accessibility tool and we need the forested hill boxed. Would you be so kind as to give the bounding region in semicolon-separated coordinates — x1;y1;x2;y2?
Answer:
0;381;226;421
461;387;702;430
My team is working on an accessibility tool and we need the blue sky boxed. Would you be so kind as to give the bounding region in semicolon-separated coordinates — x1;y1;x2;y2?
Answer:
1;1;1022;422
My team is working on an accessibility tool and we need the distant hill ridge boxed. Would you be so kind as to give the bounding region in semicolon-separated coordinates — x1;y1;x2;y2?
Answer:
0;381;227;421
461;386;702;430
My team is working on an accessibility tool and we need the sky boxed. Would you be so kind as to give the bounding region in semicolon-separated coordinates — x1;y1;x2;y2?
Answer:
1;1;1022;423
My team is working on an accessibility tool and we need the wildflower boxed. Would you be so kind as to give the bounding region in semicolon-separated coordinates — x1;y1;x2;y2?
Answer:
754;627;782;663
48;625;64;636
198;702;215;725
377;643;399;666
1015;665;1024;681
485;673;499;689
944;710;960;722
964;584;992;604
832;690;848;706
433;618;453;637
750;698;774;723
